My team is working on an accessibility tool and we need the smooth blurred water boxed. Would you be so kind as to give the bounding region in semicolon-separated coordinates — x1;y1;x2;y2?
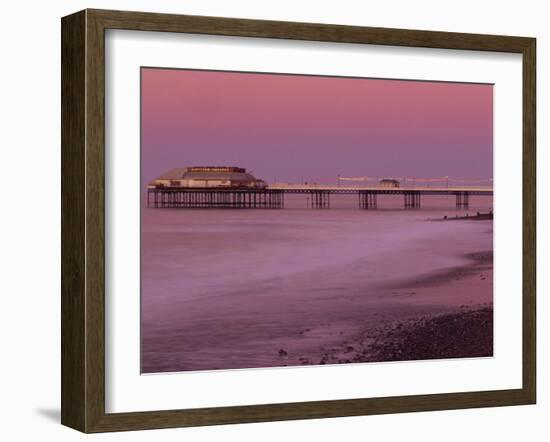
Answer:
141;194;493;373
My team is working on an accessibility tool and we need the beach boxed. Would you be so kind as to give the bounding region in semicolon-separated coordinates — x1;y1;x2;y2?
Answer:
282;251;493;366
141;194;493;373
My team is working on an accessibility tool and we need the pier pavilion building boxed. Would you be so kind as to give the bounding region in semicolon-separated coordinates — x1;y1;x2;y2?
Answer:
148;166;267;189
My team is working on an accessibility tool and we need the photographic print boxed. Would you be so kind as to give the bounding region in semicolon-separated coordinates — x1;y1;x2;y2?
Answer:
140;67;493;374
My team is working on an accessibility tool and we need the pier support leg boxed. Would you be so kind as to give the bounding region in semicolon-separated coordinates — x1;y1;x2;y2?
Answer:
310;191;330;208
404;192;421;209
147;189;285;209
359;191;377;209
456;192;469;209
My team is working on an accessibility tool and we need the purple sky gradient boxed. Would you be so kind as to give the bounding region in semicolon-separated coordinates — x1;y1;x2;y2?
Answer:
141;68;493;187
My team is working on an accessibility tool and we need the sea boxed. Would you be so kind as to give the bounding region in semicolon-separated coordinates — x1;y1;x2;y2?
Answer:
141;194;493;373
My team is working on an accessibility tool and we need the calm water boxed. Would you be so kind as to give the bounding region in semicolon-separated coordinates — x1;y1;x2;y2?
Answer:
141;194;493;373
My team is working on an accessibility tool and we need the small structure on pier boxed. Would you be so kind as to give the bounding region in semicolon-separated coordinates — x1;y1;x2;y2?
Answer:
379;178;400;188
148;166;266;189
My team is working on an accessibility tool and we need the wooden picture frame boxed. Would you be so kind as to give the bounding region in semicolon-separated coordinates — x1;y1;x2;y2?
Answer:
61;8;536;433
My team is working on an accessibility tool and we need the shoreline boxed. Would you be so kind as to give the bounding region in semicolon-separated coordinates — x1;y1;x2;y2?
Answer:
291;250;493;366
389;250;492;290
297;305;493;366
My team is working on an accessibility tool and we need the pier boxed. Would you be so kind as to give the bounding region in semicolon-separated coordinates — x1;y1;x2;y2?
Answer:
146;167;492;210
146;184;492;210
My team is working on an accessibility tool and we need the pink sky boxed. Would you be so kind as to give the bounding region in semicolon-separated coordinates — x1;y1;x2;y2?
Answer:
141;68;493;187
